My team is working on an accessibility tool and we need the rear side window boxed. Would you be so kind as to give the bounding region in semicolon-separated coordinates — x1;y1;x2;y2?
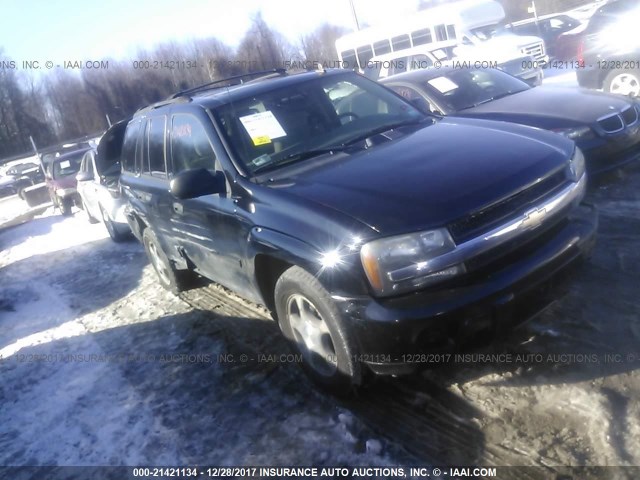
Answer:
144;117;167;177
80;152;95;177
170;114;216;174
122;120;142;174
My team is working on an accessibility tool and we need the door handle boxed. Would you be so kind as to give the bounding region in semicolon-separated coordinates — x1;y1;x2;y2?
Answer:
172;202;183;215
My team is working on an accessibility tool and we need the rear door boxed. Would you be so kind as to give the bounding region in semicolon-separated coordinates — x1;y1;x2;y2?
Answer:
121;115;174;250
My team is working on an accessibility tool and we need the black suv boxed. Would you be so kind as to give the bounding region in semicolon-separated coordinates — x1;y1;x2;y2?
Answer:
118;69;597;391
576;0;640;97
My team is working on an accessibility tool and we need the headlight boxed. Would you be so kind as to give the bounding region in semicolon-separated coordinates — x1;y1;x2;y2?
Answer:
360;228;465;297
553;126;595;141
567;147;586;182
56;188;76;197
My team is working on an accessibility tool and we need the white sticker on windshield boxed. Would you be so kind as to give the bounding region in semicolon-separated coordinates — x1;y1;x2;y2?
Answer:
428;77;459;94
239;111;287;146
60;160;71;169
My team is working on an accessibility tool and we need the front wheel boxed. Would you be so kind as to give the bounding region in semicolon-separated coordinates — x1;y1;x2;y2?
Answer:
603;69;640;97
274;266;361;394
59;197;72;216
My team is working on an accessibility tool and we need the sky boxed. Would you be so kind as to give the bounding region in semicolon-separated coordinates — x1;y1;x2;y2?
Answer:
0;0;423;63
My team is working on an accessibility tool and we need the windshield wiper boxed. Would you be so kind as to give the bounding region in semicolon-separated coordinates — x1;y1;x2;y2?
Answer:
460;90;523;110
252;146;350;175
341;117;431;147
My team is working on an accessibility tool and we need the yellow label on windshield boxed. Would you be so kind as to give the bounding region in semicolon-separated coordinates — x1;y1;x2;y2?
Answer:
252;135;271;146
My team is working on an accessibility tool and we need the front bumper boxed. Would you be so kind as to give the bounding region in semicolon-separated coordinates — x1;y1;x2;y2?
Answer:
337;203;598;375
581;132;640;175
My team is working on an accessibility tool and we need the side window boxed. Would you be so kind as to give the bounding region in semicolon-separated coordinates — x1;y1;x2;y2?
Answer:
122;120;142;173
145;116;167;177
340;49;357;70
391;34;411;51
356;45;374;69
446;24;456;40
134;121;145;175
435;24;447;42
170;114;216;174
373;40;391;56
411;28;432;46
86;153;95;177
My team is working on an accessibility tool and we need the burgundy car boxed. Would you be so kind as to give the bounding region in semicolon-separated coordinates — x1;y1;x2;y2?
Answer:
45;148;90;216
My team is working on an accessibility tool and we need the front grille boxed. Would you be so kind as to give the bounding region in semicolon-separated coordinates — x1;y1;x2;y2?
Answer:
465;215;569;273
598;114;624;133
621;106;638;126
521;42;545;61
448;169;567;244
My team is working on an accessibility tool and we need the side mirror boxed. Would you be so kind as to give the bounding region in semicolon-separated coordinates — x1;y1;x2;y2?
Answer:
170;168;226;200
76;171;94;182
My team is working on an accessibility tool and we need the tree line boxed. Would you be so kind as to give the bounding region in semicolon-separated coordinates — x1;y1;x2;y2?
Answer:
0;0;593;160
0;14;346;159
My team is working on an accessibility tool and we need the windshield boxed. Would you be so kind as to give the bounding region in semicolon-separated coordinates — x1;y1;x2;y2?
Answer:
52;152;84;178
469;25;509;41
213;73;425;175
417;69;530;112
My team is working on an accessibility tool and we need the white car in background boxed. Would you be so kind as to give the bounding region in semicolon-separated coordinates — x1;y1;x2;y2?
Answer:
75;127;130;242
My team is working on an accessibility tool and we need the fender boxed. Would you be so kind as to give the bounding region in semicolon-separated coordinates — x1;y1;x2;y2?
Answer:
248;227;370;299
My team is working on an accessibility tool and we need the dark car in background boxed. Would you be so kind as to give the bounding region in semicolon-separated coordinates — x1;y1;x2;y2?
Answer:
576;0;640;97
45;148;91;216
381;66;640;174
0;162;45;199
508;14;581;59
117;69;596;392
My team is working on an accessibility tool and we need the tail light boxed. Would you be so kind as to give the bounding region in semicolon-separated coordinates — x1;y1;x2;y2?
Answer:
576;39;585;67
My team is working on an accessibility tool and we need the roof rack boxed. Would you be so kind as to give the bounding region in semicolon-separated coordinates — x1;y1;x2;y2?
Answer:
171;68;287;99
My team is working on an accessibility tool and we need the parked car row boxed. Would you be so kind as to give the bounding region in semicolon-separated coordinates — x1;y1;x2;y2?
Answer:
380;66;640;174
510;0;639;98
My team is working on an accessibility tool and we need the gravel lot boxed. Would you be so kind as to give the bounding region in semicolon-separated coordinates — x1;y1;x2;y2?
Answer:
1;130;639;478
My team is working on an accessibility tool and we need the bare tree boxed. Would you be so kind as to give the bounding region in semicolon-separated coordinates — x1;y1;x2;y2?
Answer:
301;23;348;65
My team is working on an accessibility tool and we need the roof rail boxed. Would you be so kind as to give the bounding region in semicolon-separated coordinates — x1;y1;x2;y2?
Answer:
171;68;287;98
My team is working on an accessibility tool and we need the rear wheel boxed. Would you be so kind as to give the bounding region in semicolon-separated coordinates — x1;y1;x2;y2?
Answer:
101;205;128;242
604;69;640;97
142;229;192;293
274;266;361;394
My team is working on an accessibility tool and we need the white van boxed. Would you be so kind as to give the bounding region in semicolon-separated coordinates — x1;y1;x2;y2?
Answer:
335;0;548;71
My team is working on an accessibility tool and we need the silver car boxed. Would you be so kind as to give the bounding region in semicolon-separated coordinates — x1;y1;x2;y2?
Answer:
76;147;130;242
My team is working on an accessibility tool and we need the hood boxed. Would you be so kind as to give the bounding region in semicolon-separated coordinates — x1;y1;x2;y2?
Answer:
483;33;543;50
97;119;129;176
48;174;77;190
458;87;636;128
268;118;573;236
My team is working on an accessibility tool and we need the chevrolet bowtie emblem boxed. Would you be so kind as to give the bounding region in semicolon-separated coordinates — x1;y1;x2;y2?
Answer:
522;207;547;230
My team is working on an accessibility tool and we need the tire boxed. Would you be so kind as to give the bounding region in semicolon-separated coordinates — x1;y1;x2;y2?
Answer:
18;188;27;200
274;266;362;394
101;205;128;242
142;228;192;294
60;197;72;216
603;69;640;97
84;201;99;224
